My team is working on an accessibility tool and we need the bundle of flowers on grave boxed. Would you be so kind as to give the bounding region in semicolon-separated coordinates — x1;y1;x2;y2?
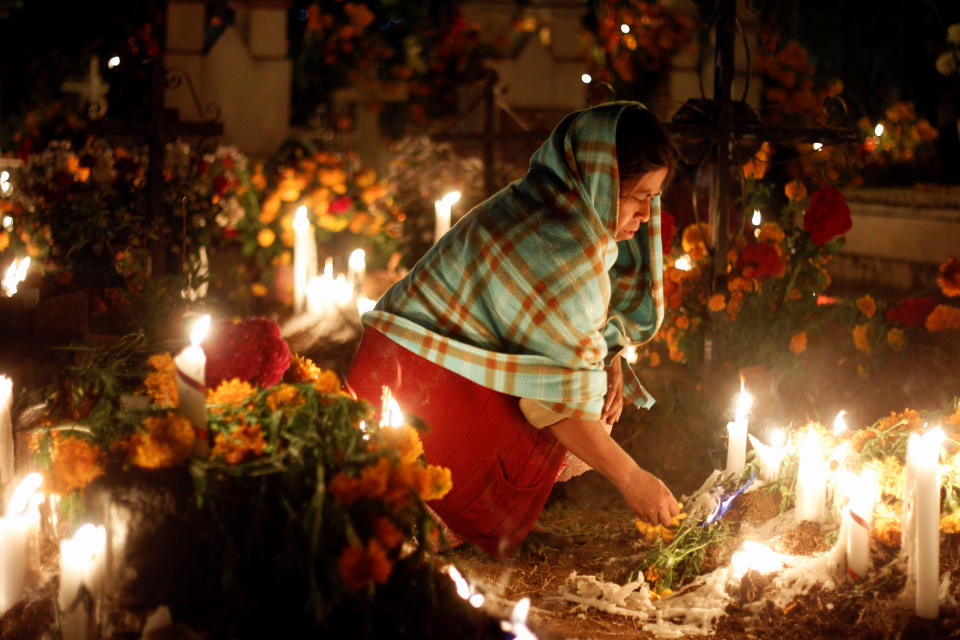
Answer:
236;151;404;304
856;102;940;186
22;317;487;638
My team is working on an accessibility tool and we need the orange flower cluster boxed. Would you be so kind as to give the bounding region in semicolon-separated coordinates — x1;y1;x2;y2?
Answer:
338;539;392;591
265;384;304;413
938;257;960;297
206;378;257;413
377;425;424;465
143;353;179;408
329;456;452;508
129;413;196;469
852;323;872;356
789;331;807;354
755;35;841;123
212;423;267;464
741;142;772;180
925;304;960;332
46;432;104;495
856;295;876;319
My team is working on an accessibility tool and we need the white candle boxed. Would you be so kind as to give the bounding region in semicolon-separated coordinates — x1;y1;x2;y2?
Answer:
348;248;366;290
725;384;752;476
434;191;461;243
0;375;13;484
1;256;29;297
795;429;827;522
833;409;847;436
842;470;877;580
59;523;106;640
748;428;785;483
292;205;318;313
0;473;42;614
912;427;944;618
174;315;210;431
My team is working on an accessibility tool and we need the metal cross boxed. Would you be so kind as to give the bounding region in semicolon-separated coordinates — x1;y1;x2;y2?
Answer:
60;56;110;120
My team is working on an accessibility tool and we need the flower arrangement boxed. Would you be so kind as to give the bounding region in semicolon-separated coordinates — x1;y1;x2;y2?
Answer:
856;103;940;184
29;318;460;633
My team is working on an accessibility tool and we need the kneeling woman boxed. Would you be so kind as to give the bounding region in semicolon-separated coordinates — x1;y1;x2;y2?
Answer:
347;101;680;558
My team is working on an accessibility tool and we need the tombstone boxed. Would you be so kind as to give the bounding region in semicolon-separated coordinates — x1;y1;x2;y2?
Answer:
329;81;409;170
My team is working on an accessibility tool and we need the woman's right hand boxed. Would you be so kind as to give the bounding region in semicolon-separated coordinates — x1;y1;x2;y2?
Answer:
620;467;680;527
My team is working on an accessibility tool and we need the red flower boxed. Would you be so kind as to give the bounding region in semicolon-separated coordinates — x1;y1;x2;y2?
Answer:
885;296;937;328
197;159;210;175
213;174;230;197
803;186;852;245
204;317;292;388
329;196;353;215
660;209;676;255
739;243;785;279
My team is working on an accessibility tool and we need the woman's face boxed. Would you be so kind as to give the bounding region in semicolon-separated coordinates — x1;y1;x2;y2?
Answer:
616;167;668;242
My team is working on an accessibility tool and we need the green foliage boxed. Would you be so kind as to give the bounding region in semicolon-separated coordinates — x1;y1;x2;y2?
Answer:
631;519;730;593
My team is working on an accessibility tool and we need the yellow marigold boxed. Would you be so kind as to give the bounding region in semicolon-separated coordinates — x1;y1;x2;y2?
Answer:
784;179;807;201
378;425;424;465
675;315;690;330
924;304;960;332
285;354;325;383
212;423;266;464
338;540;392;590
315;370;344;395
887;327;905;352
940;512;960;535
373;516;405;550
129;413;195;469
856;295;876;319
707;293;726;312
265;384;304;412
850;428;875;452
259;193;282;225
789;331;807;354
206;378;257;409
937;257;960;297
680;223;709;261
251;283;268;297
144;353;179;408
757;222;785;245
257;228;276;247
415;464;453;501
875;408;924;433
852;323;872;355
46;432;104;495
647;352;661;368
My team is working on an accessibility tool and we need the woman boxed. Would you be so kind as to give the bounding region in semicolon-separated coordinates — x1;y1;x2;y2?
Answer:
347;101;680;558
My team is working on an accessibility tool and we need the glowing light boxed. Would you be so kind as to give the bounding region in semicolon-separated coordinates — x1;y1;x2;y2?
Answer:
381;386;404;428
734;381;752;426
6;473;42;517
2;216;11;230
2;257;30;297
812;142;823;151
581;73;592;84
0;171;10;195
189;314;211;347
107;56;120;69
769;428;785;449
623;344;639;364
751;209;761;226
448;566;471;600
356;296;376;315
833;409;848;436
293;205;309;232
501;597;537;640
674;254;692;271
730;541;788;579
874;123;884;137
620;23;631;34
348;248;366;281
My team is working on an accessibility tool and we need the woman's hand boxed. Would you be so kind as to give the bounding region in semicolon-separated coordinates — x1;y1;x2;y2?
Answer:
602;355;624;425
621;467;680;527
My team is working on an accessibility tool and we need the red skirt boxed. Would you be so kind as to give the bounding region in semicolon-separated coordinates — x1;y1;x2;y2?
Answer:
346;327;567;558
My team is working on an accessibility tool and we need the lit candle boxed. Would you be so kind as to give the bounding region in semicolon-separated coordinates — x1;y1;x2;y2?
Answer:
434;191;461;243
348;248;366;290
0;473;42;614
842;470;877;581
380;386;404;428
0;375;12;484
356;296;376;317
911;427;944;618
833;410;847;436
174;315;210;432
58;523;106;640
725;382;752;476
795;429;827;522
1;256;29;297
292;205;317;313
748;428;785;483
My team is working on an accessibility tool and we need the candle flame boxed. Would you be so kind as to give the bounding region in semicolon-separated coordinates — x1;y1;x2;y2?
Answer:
440;191;462;207
469;593;485;608
293;205;309;232
356;296;376;315
800;428;822;461
348;248;366;273
730;541;787;579
734;381;752;425
323;257;334;279
63;523;106;564
189;314;211;347
6;472;42;517
751;209;762;225
0;375;10;405
2;256;30;296
500;597;537;640
674;254;692;271
833;410;847;435
447;566;471;600
769;428;785;449
380;386;404;428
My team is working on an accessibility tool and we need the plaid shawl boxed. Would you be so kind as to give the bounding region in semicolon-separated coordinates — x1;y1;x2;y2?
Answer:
363;101;665;420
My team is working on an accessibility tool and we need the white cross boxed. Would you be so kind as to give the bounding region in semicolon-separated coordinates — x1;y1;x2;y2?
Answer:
61;55;110;119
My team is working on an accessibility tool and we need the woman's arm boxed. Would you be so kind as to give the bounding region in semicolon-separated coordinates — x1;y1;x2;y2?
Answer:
549;417;679;526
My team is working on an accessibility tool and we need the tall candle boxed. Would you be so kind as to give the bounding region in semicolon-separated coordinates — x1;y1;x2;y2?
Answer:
434;191;461;244
59;523;106;640
748;428;785;483
174;315;210;431
843;470;877;580
913;427;944;618
795;429;827;522
725;383;752;475
0;473;42;614
0;375;12;484
348;248;366;290
292;205;317;313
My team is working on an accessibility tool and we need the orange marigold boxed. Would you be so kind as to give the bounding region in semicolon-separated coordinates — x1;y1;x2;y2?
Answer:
206;378;257;410
338;540;392;590
875;408;924;434
938;256;960;297
129;413;195;469
757;222;785;245
852;324;871;355
856;295;876;319
315;370;344;395
707;293;726;312
373;516;405;550
285;354;325;383
265;384;304;412
647;352;661;368
789;331;807;354
417;464;453;501
378;425;424;465
680;223;709;261
144;353;179;408
924;304;960;332
46;432;104;495
887;327;905;352
784;179;807;201
212;423;266;464
675;315;690;330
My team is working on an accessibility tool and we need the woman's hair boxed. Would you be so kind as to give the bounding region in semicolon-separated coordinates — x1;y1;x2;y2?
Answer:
616;106;677;188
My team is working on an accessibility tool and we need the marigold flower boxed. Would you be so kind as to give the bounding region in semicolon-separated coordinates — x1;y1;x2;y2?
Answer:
789;331;807;354
415;464;453;501
285;354;325;383
206;378;257;410
647;352;661;367
680;223;709;261
941;512;960;535
212;422;266;464
338;540;392;590
257;228;276;248
668;347;685;362
852;323;872;355
707;293;726;312
886;327;905;352
315;370;344;395
675;315;690;330
937;257;960;297
130;413;195;469
784;179;807;201
924;304;960;332
265;384;304;412
373;517;405;550
856;295;876;319
144;353;179;408
872;505;901;547
46;432;104;495
378;425;424;465
757;222;785;245
251;283;268;297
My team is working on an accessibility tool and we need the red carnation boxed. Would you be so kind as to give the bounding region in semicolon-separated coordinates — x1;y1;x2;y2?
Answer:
204;317;292;389
803;186;852;245
330;196;353;215
739;243;785;279
660;209;676;255
884;296;937;329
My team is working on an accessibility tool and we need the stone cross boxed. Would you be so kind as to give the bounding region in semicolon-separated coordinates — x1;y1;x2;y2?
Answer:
60;55;110;120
